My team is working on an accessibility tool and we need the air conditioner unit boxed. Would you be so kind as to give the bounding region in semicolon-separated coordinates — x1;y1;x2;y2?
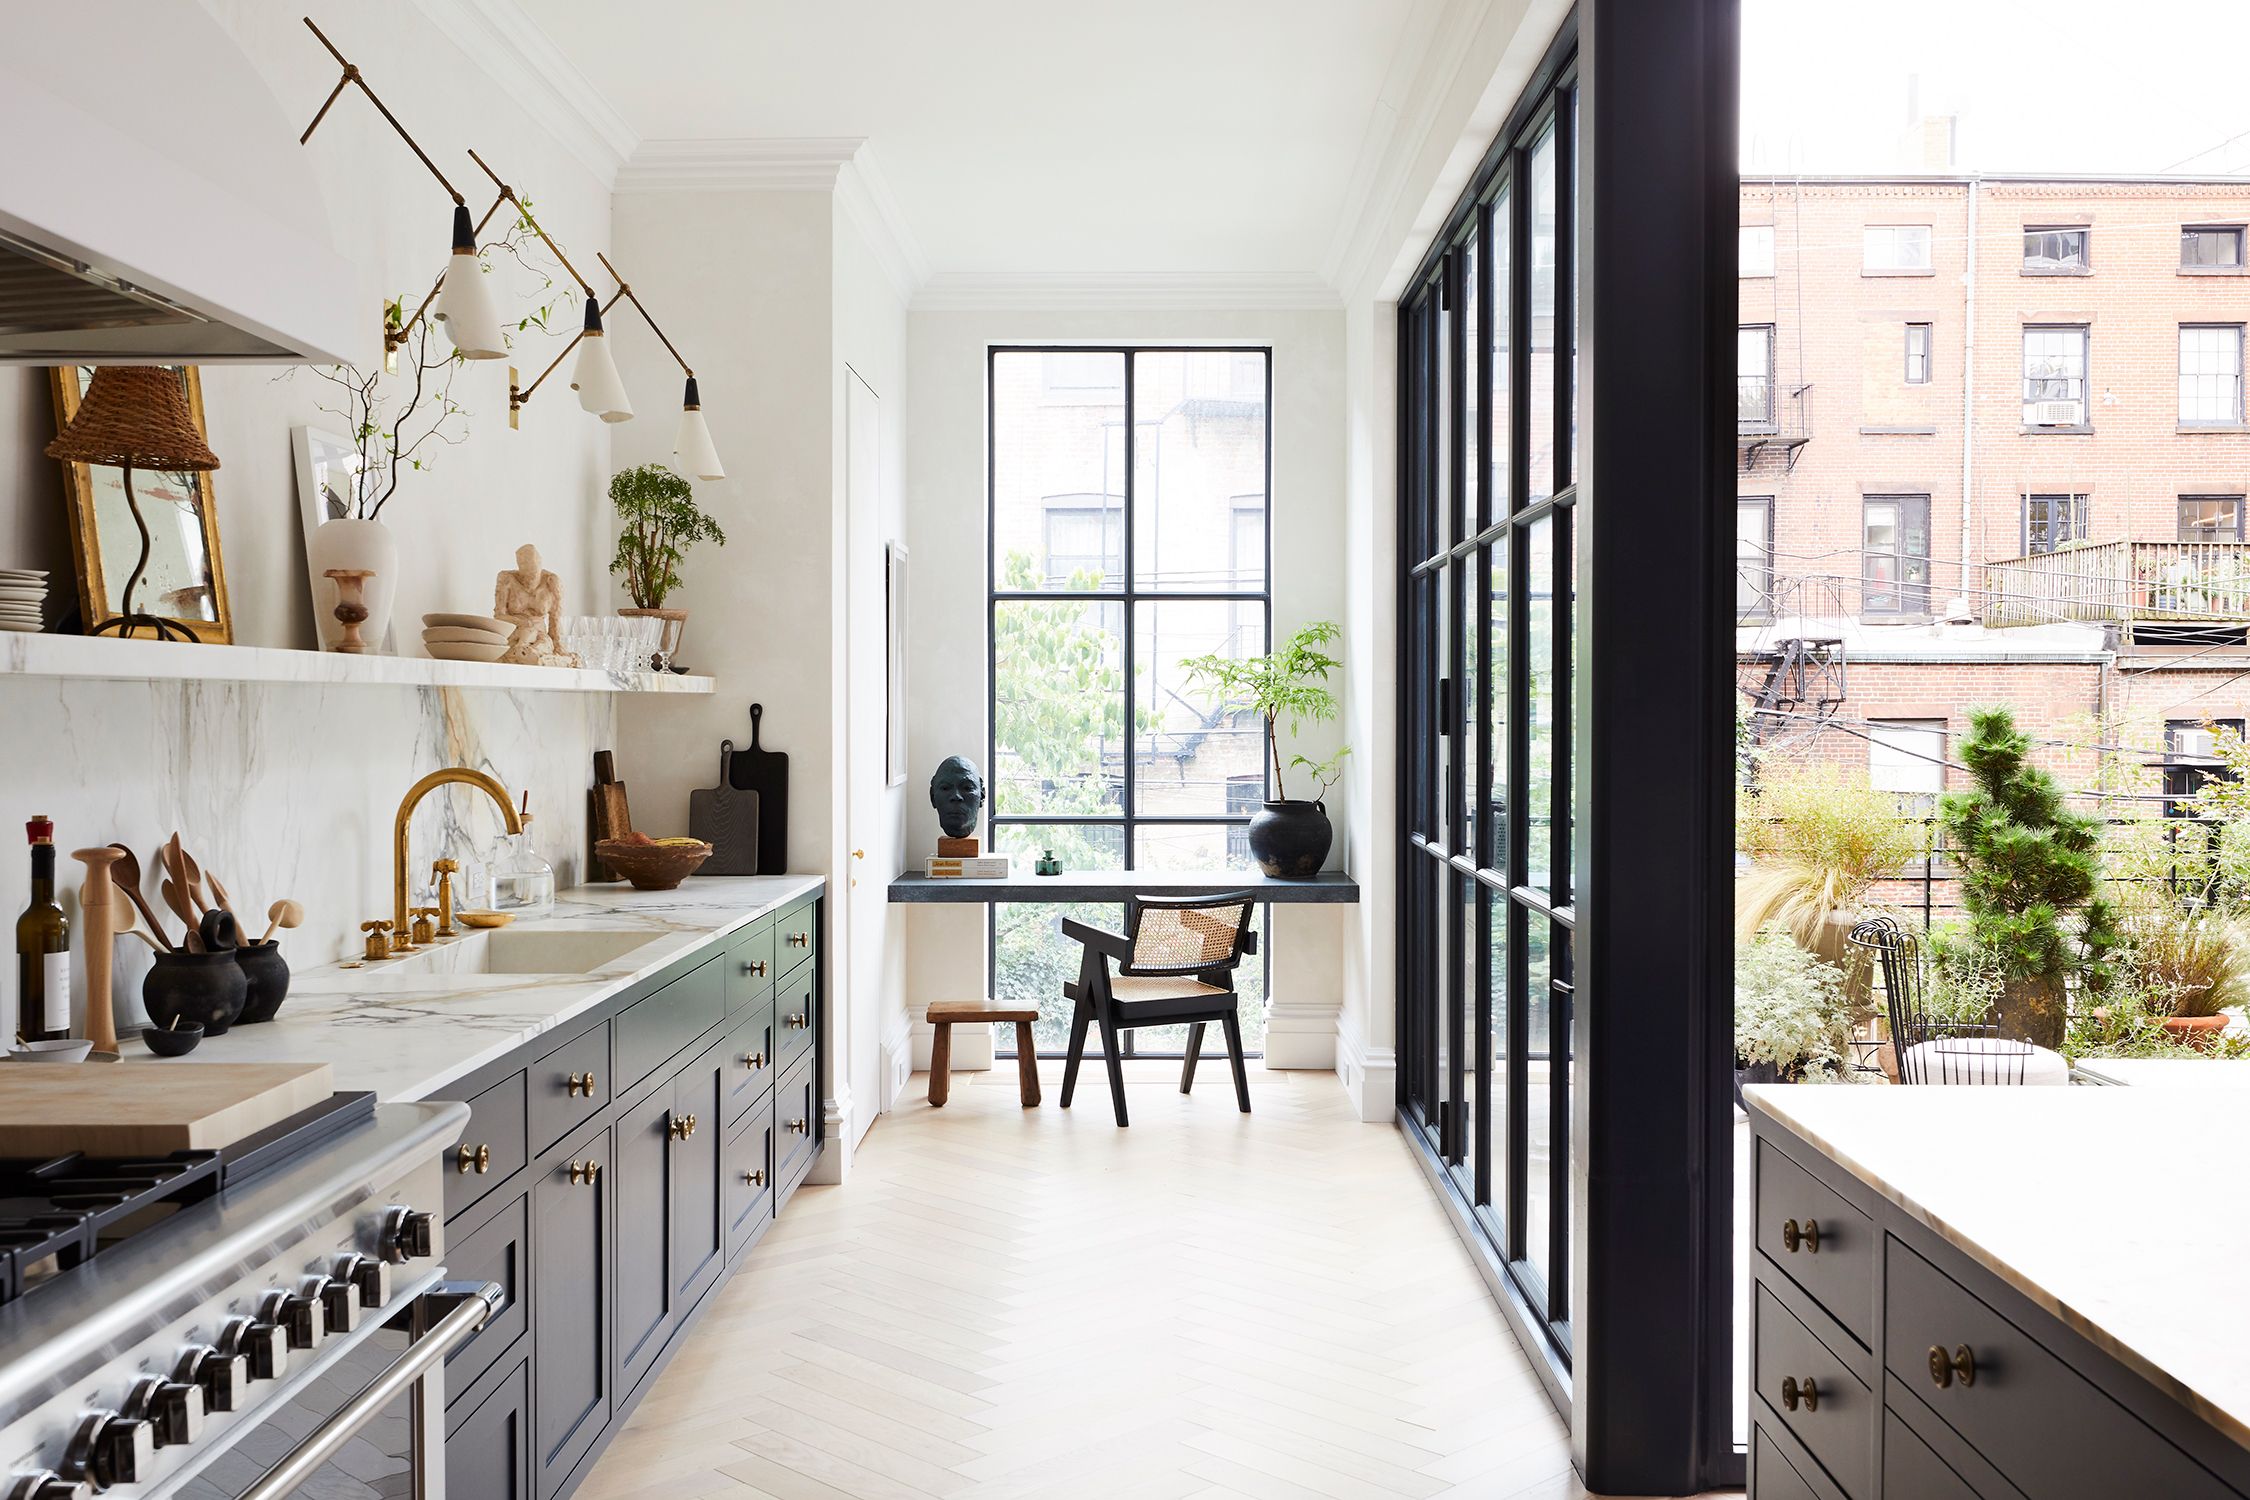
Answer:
2028;400;2082;426
2176;728;2216;759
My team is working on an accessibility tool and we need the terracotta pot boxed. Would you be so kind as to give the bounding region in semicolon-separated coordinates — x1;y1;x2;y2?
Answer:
618;606;687;670
308;517;396;653
2161;1013;2230;1050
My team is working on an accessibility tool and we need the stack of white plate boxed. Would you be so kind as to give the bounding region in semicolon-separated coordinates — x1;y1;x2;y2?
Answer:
0;570;47;633
422;612;514;663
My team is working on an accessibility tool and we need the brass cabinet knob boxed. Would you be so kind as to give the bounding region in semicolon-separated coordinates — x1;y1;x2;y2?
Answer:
669;1114;699;1141
744;1168;766;1187
788;1117;810;1135
744;959;768;977
1779;1375;1817;1413
743;1051;768;1070
1928;1344;1976;1389
786;1012;809;1030
1780;1217;1820;1254
455;1143;491;1175
786;932;809;948
567;1160;601;1186
565;1070;597;1097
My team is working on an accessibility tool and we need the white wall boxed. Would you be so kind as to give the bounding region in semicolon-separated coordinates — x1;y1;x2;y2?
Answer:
901;306;1348;1071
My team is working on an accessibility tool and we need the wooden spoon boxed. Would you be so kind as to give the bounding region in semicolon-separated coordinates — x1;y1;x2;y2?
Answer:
106;844;173;952
112;901;164;953
178;845;212;918
160;876;202;954
259;899;304;945
206;869;236;914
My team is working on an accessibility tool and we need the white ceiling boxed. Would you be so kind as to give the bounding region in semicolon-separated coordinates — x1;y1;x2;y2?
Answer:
514;0;1422;286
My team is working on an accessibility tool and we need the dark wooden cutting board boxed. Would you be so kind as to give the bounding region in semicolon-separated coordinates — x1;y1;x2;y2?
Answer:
728;703;788;874
589;750;632;881
689;741;761;875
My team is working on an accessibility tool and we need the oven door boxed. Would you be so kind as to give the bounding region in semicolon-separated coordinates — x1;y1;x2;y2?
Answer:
160;1281;500;1500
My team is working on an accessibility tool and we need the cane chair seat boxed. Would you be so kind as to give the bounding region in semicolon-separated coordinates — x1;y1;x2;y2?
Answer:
1108;975;1230;1003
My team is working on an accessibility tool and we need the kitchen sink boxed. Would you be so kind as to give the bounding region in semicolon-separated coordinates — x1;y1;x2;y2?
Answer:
384;927;664;977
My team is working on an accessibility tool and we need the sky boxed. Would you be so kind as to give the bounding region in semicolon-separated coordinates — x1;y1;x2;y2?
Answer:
1742;0;2250;177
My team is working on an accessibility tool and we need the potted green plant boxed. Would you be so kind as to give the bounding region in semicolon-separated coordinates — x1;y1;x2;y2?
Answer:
1734;933;1860;1096
1179;621;1346;877
609;462;726;668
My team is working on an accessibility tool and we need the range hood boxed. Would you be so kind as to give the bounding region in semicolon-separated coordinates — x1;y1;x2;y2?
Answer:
0;3;355;365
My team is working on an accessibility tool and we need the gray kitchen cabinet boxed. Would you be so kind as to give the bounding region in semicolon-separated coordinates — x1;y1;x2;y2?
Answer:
611;1081;677;1401
448;1356;531;1500
532;1119;612;1499
671;1033;730;1317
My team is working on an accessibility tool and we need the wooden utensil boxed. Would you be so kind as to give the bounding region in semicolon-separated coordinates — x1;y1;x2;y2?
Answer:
206;868;236;914
113;902;163;953
689;740;760;876
259;899;304;944
160;877;203;953
70;848;123;1057
106;844;173;952
589;750;632;881
728;703;789;875
178;845;212;918
0;1062;332;1155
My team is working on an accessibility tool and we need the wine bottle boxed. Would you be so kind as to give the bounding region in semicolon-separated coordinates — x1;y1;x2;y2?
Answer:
15;815;71;1044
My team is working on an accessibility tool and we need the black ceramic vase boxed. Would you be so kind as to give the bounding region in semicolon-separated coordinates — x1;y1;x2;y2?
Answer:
234;941;292;1025
1246;799;1333;878
144;950;249;1036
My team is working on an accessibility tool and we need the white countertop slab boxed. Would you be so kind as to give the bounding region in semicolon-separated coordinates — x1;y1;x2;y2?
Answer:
1746;1084;2250;1451
2072;1058;2250;1088
136;876;824;1102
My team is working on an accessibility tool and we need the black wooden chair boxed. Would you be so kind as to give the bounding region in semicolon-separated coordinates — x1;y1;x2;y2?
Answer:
1848;915;2065;1085
1059;893;1259;1126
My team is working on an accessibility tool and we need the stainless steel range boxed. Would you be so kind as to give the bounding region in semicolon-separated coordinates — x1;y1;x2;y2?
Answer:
0;1093;492;1499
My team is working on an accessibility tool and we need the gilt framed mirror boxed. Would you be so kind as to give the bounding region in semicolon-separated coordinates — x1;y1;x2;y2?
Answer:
50;365;232;643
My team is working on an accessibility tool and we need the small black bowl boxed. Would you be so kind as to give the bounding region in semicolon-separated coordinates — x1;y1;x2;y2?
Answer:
143;1022;206;1057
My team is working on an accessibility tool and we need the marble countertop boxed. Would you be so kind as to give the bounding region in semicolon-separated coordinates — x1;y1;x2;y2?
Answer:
140;875;824;1102
1746;1084;2250;1450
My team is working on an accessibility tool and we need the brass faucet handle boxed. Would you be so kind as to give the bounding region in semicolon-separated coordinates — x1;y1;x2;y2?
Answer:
429;859;461;936
360;920;395;962
431;858;461;876
409;907;440;946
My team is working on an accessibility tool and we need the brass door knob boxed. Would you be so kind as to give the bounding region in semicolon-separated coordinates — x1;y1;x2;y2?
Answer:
744;960;768;977
743;1051;767;1070
669;1115;698;1141
1928;1344;1976;1389
1780;1217;1820;1254
852;849;865;859
786;932;809;948
565;1071;597;1097
786;1012;809;1030
1779;1375;1817;1413
455;1143;491;1175
743;1168;766;1187
567;1160;601;1186
788;1117;809;1135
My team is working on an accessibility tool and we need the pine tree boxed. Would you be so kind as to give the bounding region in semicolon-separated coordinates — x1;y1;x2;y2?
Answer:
1938;707;2118;1046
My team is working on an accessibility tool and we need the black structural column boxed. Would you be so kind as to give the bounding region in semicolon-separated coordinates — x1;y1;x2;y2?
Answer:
1570;0;1739;1494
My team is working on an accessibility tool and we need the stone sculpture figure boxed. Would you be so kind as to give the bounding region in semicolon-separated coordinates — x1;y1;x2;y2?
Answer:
495;544;576;666
929;756;987;853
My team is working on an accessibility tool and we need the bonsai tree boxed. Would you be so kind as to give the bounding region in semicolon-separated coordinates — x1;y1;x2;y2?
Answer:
1179;621;1344;803
1938;706;2119;1047
609;463;726;609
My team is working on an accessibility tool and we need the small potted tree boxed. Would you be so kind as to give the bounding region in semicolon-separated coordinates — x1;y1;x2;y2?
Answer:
1180;621;1347;877
609;462;725;669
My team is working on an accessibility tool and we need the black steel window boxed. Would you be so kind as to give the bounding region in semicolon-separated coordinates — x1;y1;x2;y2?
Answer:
2022;226;2089;273
2183;226;2246;270
1737;324;1774;427
988;347;1273;1059
2180;494;2247;541
1863;494;1931;614
1904;322;1932;384
2023;493;2087;554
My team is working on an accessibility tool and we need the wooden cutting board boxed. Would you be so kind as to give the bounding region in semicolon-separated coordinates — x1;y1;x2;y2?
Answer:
0;1061;333;1155
689;741;760;875
728;703;788;875
589;749;632;881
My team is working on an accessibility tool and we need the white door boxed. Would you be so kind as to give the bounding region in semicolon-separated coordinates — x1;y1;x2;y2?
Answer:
844;368;893;1133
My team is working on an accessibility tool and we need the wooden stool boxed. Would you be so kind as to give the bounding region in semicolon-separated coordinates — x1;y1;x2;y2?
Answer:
926;1001;1042;1108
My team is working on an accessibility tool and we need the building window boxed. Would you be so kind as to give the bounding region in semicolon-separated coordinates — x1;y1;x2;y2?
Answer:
1863;494;1931;615
2165;719;2245;816
1229;498;1266;588
2023;494;2088;555
1738;324;1775;428
1040;499;1124;585
2022;325;2088;427
2179;325;2245;426
2183;226;2246;270
1863;224;1932;273
2179;495;2247;541
2022;226;2090;273
1869;719;1946;817
1737;498;1774;617
1904;322;1932;385
1740;224;1774;278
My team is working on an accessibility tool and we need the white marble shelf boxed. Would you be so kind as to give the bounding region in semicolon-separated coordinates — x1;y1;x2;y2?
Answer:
0;631;713;695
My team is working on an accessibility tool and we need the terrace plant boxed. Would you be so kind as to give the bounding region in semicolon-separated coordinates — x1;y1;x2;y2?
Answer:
1734;934;1861;1083
1736;760;1926;997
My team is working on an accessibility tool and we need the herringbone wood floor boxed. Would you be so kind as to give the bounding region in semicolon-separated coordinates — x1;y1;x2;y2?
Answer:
576;1062;1603;1500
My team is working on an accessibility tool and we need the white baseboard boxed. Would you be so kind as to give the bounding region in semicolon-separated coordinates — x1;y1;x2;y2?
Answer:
912;1008;995;1072
1263;997;1341;1070
1335;1020;1397;1123
880;1017;912;1113
806;1086;854;1184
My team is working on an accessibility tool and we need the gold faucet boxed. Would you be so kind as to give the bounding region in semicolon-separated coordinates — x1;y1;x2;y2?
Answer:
392;769;523;951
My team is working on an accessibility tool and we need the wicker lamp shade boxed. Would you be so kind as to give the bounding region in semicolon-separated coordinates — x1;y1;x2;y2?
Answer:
46;367;220;472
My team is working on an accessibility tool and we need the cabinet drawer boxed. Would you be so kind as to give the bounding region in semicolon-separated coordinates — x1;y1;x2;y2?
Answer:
723;1000;777;1127
527;1021;610;1157
1751;1420;1835;1500
774;961;817;1073
725;920;776;1014
1756;1138;1874;1346
444;1191;528;1403
615;955;724;1088
1885;1239;2234;1500
775;901;817;978
445;1357;529;1500
723;1109;775;1260
772;1053;818;1208
444;1071;527;1221
1883;1407;1999;1500
1755;1283;1872;1500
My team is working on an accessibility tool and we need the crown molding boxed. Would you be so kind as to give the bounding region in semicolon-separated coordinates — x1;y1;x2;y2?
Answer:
835;147;930;306
912;272;1341;313
411;0;639;188
615;137;870;193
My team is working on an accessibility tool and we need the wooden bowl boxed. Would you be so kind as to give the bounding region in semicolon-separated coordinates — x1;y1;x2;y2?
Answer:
595;838;713;890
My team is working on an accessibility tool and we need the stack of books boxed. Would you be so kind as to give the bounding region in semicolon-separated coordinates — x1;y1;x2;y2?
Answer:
925;853;1014;879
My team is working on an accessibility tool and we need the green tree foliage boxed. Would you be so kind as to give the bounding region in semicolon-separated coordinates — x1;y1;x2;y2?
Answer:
608;463;726;608
1177;620;1342;801
1939;706;2118;988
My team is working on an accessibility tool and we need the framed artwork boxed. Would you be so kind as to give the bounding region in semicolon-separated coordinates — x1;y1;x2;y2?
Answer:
51;365;231;643
886;539;909;786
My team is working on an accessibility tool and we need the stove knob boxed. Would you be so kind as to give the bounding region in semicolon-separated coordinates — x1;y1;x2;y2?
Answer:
258;1288;325;1351
173;1344;246;1414
219;1315;289;1382
307;1273;360;1335
124;1375;204;1448
62;1411;152;1490
5;1472;90;1500
378;1206;436;1264
333;1252;392;1309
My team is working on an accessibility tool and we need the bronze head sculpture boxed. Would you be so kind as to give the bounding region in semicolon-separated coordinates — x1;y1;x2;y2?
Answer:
929;756;986;840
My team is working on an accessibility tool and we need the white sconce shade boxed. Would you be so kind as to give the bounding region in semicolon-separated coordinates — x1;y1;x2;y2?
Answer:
432;205;508;359
569;296;633;423
674;377;724;480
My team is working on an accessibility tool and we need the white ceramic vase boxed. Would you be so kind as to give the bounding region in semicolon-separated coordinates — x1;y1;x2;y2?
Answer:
308;517;397;653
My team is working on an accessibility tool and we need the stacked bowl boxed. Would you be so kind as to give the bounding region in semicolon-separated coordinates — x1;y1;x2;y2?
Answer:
0;570;47;633
423;613;514;662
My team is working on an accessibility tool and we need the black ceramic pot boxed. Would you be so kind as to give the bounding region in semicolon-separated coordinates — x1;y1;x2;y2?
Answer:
144;950;248;1037
234;941;292;1025
1246;799;1333;878
1733;1060;1781;1109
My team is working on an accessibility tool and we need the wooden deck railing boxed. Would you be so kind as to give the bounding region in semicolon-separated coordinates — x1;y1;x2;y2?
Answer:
1983;540;2250;627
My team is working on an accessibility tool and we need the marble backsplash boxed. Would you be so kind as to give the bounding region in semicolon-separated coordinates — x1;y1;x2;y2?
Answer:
0;675;612;1039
